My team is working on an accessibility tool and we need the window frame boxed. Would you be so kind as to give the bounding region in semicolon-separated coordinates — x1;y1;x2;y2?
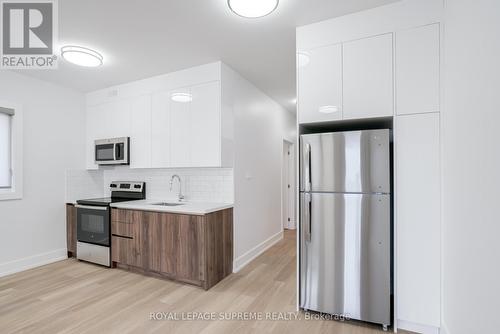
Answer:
0;101;23;201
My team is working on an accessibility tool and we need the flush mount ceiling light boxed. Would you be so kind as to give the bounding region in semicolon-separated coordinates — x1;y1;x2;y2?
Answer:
171;92;193;103
61;46;103;67
228;0;279;18
297;52;311;67
319;106;339;114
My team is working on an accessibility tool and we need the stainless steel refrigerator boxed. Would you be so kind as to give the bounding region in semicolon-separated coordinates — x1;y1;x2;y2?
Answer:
299;129;392;329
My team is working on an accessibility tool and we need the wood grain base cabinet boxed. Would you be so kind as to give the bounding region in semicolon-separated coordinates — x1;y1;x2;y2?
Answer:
111;208;233;290
66;204;77;258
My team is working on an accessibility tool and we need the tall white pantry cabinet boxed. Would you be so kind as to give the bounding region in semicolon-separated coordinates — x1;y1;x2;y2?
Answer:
296;1;443;333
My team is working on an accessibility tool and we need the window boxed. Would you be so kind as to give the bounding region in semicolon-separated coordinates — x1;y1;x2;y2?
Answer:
0;102;22;200
0;108;13;188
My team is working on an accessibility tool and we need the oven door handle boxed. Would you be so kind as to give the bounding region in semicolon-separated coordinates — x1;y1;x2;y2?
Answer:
75;205;108;211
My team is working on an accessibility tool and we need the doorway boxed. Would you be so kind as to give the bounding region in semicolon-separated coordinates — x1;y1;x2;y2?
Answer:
282;140;296;230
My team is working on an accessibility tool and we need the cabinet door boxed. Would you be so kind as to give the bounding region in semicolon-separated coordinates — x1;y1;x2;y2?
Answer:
396;24;440;115
170;88;191;167
111;210;143;268
144;212;161;272
85;100;132;169
298;44;343;123
396;113;440;327
160;213;179;276
112;235;143;268
85;105;101;170
106;100;132;138
151;91;171;168
343;33;394;119
130;95;152;168
190;81;221;167
66;204;77;255
176;215;205;281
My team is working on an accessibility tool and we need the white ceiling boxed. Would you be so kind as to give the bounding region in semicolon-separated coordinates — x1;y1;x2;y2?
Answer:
19;0;399;112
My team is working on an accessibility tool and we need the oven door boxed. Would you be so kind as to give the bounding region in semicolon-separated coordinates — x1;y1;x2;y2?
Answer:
75;205;110;247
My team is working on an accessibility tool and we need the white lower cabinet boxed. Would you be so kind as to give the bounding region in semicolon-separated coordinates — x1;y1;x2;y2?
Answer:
396;112;441;328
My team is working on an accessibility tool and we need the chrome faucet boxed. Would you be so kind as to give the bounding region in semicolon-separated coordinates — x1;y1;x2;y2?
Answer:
169;174;185;202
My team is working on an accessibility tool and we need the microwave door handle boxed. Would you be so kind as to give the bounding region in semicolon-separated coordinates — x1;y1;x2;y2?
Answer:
114;143;119;161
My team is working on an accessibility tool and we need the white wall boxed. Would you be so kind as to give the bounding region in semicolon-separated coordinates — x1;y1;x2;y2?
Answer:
0;71;85;276
222;64;296;271
442;1;500;333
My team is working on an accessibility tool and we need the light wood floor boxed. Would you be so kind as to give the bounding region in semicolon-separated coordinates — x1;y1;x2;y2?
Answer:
0;230;389;334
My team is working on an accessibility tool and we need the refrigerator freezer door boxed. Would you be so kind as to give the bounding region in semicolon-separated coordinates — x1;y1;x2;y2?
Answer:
300;192;391;326
300;130;391;193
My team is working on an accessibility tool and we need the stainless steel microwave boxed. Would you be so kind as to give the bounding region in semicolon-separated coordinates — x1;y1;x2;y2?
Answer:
95;137;129;165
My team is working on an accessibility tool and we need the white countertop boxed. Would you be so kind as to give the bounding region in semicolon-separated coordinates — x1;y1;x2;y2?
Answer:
110;199;233;216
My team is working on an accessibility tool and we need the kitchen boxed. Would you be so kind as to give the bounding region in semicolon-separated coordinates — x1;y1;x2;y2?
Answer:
1;1;499;334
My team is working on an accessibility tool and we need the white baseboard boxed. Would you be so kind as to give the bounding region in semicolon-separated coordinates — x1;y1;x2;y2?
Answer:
233;230;284;273
398;320;440;334
440;321;449;334
0;248;68;278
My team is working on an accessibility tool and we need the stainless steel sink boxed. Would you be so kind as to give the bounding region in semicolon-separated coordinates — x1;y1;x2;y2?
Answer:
151;202;185;207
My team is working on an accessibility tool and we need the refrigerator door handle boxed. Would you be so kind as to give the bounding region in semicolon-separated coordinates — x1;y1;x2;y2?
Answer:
303;193;311;242
304;143;312;192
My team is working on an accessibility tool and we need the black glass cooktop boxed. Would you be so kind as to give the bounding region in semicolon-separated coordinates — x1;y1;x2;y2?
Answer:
76;197;134;207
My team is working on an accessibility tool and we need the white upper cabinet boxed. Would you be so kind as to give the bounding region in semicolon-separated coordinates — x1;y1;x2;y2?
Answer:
169;81;221;167
151;91;171;168
169;87;192;167
190;81;221;167
106;100;132;138
396;24;440;115
298;44;343;123
85;104;102;170
130;95;152;169
85;62;233;170
343;33;394;119
85;100;131;170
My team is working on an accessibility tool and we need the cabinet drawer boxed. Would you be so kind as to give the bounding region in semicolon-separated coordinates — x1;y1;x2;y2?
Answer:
112;235;142;268
111;209;141;223
111;220;136;238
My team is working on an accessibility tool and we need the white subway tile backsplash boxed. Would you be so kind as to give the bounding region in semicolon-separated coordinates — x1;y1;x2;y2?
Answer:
65;170;104;203
66;167;234;203
103;167;234;203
